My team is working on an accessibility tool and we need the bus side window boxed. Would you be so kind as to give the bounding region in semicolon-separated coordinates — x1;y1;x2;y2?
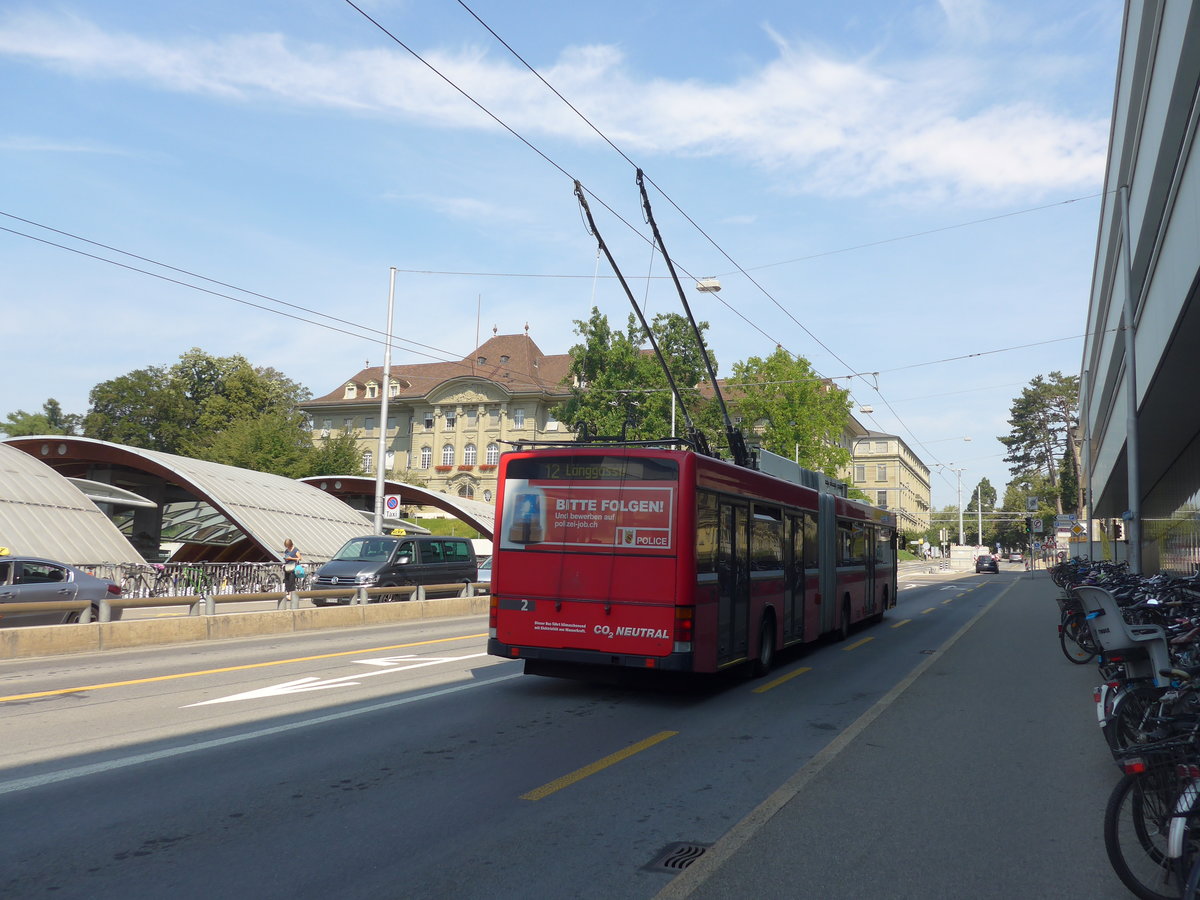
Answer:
696;491;718;575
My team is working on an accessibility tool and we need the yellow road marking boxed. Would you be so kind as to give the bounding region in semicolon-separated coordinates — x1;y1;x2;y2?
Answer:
520;731;678;801
942;597;957;605
890;619;912;629
752;666;812;694
0;633;489;704
921;607;936;615
843;637;874;651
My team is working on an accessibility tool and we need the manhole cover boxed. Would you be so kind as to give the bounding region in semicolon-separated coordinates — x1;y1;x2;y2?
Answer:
643;842;711;873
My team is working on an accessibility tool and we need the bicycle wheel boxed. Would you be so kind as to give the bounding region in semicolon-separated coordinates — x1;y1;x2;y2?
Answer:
1060;612;1097;664
1104;770;1190;900
1105;686;1162;751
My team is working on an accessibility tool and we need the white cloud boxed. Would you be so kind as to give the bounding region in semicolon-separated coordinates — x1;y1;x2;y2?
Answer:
0;11;1108;200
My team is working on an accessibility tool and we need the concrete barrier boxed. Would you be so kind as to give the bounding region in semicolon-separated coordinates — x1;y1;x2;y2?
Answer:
0;596;491;660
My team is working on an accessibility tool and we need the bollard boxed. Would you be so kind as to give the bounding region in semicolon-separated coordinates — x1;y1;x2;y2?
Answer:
80;604;93;624
353;587;367;605
414;585;425;603
99;600;112;623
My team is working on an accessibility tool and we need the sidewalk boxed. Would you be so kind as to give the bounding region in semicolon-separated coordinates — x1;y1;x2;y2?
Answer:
663;573;1129;899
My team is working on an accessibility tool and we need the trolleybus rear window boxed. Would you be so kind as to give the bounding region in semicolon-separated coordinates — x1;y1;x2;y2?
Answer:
499;455;678;553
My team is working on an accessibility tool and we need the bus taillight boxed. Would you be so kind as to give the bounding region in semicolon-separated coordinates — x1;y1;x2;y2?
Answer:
674;607;693;651
489;595;498;636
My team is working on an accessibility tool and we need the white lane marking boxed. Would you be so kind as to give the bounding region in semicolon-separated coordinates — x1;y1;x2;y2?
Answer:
184;653;488;706
0;671;523;798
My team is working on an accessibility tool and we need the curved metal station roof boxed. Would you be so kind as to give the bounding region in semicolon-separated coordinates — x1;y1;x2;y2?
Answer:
299;476;495;539
4;437;376;563
0;441;146;565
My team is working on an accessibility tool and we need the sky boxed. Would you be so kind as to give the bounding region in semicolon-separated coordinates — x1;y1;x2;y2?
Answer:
0;0;1123;511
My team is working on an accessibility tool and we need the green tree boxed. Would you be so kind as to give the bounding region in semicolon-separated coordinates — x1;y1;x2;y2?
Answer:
2;398;81;437
965;477;998;545
558;308;713;443
1000;372;1079;516
193;412;316;478
82;349;313;462
307;431;366;477
84;366;192;452
727;347;852;477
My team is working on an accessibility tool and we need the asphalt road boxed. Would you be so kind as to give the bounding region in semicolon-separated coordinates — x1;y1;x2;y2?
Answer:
0;567;1110;899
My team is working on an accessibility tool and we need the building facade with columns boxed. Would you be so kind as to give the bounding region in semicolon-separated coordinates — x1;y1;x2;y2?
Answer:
300;331;574;508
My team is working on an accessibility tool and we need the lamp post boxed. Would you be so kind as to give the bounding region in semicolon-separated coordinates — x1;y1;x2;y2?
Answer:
372;267;397;536
934;465;967;547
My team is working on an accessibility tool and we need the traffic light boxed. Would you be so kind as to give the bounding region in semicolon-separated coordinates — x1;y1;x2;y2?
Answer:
1024;517;1032;534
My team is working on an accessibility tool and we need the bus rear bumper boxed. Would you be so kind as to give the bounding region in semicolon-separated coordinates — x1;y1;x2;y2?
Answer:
487;639;694;674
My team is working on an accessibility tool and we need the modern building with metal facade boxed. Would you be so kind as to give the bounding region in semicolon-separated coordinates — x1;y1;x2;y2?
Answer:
1082;1;1200;572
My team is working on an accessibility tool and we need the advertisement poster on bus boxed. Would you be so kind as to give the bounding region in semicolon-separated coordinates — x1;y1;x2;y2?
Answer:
499;478;675;553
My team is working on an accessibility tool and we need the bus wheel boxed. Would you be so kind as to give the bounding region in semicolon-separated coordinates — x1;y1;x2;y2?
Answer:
870;587;887;625
752;614;776;677
836;597;851;641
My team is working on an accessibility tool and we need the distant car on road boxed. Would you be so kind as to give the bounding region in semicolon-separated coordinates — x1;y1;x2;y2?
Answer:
0;556;122;626
1009;552;1023;563
976;555;999;574
477;556;492;590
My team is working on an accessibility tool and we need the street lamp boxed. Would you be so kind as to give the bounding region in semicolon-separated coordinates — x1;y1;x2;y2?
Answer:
934;464;967;547
372;267;397;536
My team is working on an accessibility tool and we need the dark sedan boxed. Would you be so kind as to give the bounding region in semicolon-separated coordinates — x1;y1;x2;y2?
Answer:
0;556;123;626
976;555;999;574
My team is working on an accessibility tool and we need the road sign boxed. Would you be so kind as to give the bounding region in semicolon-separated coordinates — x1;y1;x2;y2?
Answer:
1071;523;1085;536
1033;541;1043;551
1031;519;1044;533
1054;514;1077;526
383;494;402;519
1026;497;1040;511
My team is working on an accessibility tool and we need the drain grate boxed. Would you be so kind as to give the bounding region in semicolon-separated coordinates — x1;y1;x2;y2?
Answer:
643;841;712;873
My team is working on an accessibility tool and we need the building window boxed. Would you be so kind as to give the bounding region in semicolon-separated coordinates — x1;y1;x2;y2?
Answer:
464;443;477;465
500;355;510;364
364;417;376;434
546;411;559;431
876;464;887;481
424;413;434;430
486;443;499;465
445;411;457;430
344;383;357;399
477;356;487;366
420;446;432;469
484;489;492;502
321;418;332;435
458;485;475;499
387;416;396;432
366;382;378;399
389;381;400;397
853;465;865;483
513;408;525;429
362;450;373;472
489;407;500;426
442;444;455;466
877;491;888;507
467;408;478;427
343;417;354;432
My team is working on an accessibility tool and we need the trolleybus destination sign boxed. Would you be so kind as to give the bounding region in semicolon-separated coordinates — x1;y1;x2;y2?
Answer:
499;479;675;552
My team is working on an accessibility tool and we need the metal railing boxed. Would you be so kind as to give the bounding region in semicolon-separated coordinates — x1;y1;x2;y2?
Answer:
5;581;489;624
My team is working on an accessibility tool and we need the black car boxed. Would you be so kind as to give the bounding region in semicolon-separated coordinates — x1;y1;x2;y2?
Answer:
976;555;999;574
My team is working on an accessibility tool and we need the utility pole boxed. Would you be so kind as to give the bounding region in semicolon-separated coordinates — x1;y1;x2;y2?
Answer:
372;267;397;536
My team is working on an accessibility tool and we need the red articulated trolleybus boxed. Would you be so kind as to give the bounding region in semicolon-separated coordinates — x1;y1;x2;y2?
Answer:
486;444;898;679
